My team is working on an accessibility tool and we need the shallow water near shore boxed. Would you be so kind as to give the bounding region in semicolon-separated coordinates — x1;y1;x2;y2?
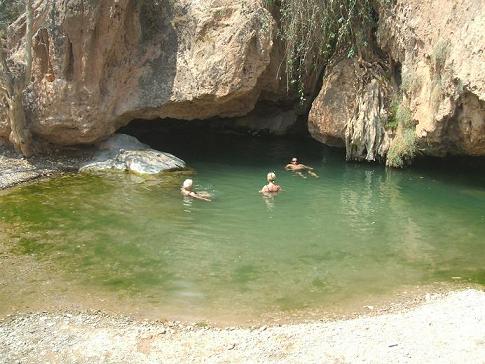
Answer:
1;132;485;323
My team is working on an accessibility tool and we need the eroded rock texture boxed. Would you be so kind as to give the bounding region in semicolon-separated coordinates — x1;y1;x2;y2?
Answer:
309;0;485;159
308;59;356;148
1;0;484;163
0;97;8;140
80;134;185;175
2;0;274;144
379;0;485;156
308;57;393;162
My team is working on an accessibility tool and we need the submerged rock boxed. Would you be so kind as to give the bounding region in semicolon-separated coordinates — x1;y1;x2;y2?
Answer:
80;134;185;175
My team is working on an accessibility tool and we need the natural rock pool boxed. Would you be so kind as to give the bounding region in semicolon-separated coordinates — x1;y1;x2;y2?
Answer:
1;132;484;324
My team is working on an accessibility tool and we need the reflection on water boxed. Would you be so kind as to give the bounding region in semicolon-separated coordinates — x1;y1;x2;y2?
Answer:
0;134;484;322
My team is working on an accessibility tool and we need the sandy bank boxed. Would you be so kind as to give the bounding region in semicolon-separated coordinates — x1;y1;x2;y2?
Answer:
1;289;484;363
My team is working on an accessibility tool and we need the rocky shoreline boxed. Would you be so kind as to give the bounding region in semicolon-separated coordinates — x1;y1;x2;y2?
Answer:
0;289;484;363
0;143;93;190
0;134;187;190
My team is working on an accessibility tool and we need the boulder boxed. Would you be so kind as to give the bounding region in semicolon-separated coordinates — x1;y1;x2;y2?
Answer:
308;59;359;148
308;57;392;162
80;134;185;175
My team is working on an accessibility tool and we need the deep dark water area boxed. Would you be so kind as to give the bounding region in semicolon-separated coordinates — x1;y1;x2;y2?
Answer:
120;117;335;167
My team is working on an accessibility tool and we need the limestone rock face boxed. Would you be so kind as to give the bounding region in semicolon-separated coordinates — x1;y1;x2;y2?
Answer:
378;0;485;156
80;134;185;175
308;0;485;158
308;57;393;162
0;97;9;140
308;59;358;148
1;0;274;145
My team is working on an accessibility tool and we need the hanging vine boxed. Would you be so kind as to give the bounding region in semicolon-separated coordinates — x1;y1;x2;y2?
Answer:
266;0;391;102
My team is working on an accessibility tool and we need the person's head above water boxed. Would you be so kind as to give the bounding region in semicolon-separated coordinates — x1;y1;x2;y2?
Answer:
267;172;277;183
182;178;193;190
291;157;298;164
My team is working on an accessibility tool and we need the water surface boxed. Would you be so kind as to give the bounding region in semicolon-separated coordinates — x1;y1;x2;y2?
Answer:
1;133;484;323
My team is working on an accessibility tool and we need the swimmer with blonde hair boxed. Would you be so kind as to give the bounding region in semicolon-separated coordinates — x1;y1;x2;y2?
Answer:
181;179;212;202
259;172;281;195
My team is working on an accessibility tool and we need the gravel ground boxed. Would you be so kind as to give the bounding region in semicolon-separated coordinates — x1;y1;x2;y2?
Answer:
0;289;484;363
0;143;93;190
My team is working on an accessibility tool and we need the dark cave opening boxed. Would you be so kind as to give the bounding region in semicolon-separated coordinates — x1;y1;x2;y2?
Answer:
118;101;316;151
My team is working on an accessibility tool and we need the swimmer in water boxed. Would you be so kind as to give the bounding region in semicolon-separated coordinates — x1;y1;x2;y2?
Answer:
181;179;212;202
285;157;319;178
259;172;281;195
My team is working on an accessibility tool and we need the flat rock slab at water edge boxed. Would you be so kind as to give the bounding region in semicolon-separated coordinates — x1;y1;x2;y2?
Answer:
79;134;185;175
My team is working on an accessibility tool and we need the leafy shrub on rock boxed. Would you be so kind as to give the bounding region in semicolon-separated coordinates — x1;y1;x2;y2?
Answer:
386;104;417;168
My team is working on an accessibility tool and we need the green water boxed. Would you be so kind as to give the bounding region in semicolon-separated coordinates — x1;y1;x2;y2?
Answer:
1;133;485;322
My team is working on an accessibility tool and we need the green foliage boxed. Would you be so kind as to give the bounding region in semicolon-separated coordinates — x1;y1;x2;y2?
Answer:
427;39;449;112
386;127;417;167
386;98;413;130
0;0;24;36
386;104;417;168
396;103;413;128
431;39;450;73
386;97;400;130
271;0;388;102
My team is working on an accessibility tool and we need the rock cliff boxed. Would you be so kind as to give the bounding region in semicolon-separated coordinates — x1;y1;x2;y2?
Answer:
1;0;484;164
379;0;485;157
309;0;485;163
1;0;274;144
